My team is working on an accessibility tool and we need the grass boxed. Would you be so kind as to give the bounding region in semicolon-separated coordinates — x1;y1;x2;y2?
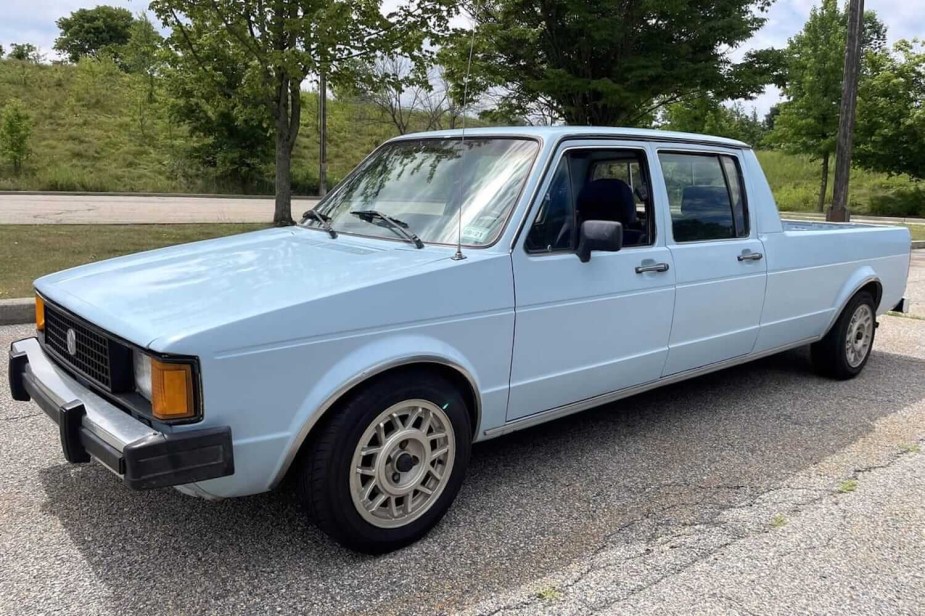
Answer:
0;59;405;194
906;225;925;241
900;443;921;454
757;150;921;216
837;479;858;493
0;224;266;299
536;586;562;601
770;513;788;529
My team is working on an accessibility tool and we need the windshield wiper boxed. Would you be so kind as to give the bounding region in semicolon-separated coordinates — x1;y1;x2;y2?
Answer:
302;209;337;238
350;210;424;249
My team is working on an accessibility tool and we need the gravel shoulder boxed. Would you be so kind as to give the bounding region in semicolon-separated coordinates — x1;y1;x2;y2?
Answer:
2;314;925;615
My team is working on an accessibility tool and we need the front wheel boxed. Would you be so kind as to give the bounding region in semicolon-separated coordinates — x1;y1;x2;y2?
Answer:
811;290;877;380
296;371;471;553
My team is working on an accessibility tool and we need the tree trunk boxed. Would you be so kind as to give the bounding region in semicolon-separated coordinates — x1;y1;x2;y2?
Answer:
274;110;294;226
272;77;300;226
818;152;829;212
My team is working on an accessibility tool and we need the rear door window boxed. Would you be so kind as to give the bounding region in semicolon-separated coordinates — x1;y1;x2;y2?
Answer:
658;152;748;242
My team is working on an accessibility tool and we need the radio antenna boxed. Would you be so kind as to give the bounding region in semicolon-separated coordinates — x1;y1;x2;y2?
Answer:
452;0;480;261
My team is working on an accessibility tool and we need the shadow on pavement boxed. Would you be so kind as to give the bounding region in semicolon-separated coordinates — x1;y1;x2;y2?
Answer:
39;347;925;615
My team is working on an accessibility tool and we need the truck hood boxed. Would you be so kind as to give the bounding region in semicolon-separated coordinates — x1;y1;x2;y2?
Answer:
35;228;453;349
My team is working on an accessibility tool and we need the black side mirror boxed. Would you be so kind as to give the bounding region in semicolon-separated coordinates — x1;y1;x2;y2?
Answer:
576;220;623;263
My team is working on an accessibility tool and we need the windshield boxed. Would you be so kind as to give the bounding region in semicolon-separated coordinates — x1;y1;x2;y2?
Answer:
305;138;539;247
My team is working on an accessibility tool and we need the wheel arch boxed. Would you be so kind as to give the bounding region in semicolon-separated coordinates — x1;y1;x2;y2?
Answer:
823;269;882;337
270;353;482;489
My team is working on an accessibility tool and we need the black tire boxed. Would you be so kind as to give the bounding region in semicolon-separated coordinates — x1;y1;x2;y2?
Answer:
811;290;877;380
296;369;471;553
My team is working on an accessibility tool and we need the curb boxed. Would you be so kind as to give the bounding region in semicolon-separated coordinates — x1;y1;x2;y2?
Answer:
913;240;925;250
0;298;33;326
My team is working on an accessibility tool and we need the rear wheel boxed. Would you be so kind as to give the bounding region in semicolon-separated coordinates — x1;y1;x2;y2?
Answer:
811;291;877;380
296;370;471;553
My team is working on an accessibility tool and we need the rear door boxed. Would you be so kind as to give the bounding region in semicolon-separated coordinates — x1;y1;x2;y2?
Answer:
655;149;768;376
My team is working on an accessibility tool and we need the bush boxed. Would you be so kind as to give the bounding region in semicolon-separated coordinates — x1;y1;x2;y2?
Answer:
867;186;925;217
0;98;32;174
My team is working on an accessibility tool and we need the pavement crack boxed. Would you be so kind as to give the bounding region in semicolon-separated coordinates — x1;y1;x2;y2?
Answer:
0;412;41;421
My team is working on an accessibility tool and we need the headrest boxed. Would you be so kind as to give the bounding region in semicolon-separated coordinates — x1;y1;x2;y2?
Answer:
681;186;730;216
577;179;637;225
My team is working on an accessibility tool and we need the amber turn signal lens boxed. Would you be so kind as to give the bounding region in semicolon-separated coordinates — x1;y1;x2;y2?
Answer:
151;359;195;420
35;295;45;332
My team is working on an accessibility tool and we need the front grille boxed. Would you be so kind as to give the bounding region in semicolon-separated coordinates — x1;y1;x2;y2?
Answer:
44;303;119;390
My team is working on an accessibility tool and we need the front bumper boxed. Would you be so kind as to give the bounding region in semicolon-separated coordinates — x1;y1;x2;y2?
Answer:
9;337;234;490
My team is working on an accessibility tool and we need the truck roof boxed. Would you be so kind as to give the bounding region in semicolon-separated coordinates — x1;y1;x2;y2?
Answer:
396;126;751;149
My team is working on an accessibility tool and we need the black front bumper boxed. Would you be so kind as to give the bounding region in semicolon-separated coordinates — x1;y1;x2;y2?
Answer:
9;339;234;490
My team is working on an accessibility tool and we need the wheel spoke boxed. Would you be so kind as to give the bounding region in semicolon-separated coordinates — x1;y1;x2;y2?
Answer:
362;479;378;500
419;410;432;435
369;493;387;512
356;466;375;476
431;445;449;459
406;406;422;428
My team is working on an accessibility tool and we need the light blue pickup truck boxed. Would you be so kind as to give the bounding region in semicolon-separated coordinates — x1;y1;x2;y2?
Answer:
9;127;911;552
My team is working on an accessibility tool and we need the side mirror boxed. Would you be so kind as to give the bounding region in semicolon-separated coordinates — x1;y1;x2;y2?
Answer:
576;220;623;262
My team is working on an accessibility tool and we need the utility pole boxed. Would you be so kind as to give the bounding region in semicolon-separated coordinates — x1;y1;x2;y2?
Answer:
829;0;864;222
318;71;328;197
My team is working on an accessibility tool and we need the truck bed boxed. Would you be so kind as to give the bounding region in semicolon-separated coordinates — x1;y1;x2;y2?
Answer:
781;219;896;232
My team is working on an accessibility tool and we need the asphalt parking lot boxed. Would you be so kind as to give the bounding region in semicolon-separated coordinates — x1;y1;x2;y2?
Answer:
2;314;925;615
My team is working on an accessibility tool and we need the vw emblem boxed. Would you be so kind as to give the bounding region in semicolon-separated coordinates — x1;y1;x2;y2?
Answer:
66;328;77;356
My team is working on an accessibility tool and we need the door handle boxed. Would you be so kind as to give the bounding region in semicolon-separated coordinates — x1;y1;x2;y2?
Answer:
635;262;670;274
737;252;763;262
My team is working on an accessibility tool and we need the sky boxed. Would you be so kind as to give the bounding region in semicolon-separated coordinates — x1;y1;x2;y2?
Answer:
2;0;923;118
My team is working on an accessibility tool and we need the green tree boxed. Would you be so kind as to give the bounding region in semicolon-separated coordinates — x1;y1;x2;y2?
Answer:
162;21;275;193
8;43;42;63
123;13;165;102
0;100;33;175
442;0;779;126
854;40;925;180
152;0;456;225
770;0;885;211
662;95;767;145
54;6;136;64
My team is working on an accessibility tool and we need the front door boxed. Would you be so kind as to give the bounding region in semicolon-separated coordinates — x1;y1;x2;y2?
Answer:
655;149;768;376
507;143;676;421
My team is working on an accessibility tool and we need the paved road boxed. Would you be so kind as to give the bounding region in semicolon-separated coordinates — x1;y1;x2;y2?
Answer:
2;313;924;615
0;194;318;224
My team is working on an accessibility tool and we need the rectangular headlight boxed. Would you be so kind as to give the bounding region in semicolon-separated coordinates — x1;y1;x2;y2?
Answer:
35;295;45;332
133;351;152;400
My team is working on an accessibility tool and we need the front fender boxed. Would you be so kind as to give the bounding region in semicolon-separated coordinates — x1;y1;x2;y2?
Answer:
267;334;483;488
